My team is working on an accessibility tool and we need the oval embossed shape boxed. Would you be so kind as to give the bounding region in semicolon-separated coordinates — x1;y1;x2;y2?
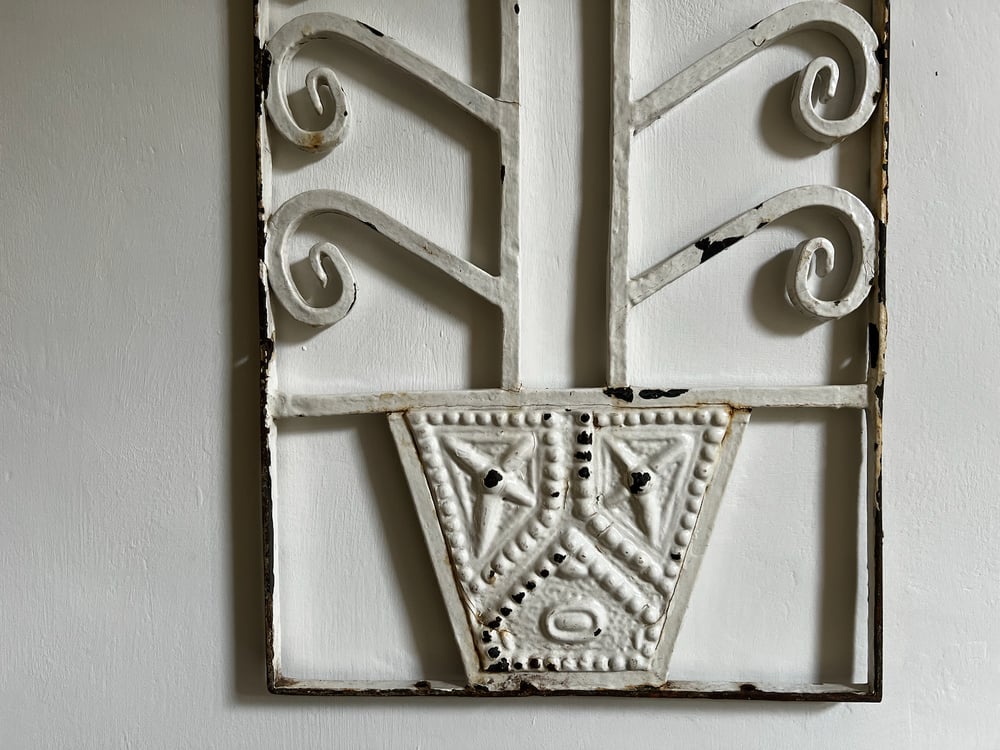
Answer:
541;601;607;644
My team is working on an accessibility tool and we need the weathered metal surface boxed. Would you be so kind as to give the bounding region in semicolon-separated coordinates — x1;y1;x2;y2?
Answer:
269;677;879;701
389;406;747;690
256;0;888;699
867;0;890;702
261;7;522;388
273;384;868;418
607;0;881;385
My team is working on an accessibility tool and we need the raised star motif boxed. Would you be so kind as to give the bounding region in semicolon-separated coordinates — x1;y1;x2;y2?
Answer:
442;434;537;556
602;434;691;544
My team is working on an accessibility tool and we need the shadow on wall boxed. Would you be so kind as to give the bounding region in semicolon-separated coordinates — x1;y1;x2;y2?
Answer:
226;0;269;701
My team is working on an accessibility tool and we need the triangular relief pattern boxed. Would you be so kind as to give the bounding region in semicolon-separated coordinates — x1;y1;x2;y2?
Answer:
403;406;735;676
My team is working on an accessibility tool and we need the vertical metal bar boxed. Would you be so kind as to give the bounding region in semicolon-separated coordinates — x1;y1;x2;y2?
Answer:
254;0;282;690
866;0;889;700
499;2;521;390
608;0;631;386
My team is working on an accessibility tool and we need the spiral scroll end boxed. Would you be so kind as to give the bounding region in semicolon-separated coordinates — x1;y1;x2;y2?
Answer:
306;66;337;117
289;241;357;326
786;236;870;321
791;54;877;146
308;243;330;287
266;61;350;153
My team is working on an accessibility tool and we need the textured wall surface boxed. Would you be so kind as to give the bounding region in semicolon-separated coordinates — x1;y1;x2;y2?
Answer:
2;0;998;747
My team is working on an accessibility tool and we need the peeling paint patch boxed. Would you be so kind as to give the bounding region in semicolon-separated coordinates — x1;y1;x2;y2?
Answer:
254;41;272;114
486;658;510;672
877;220;887;304
603;386;634;402
639;388;689;400
867;324;880;368
629;471;652;494
696;235;743;263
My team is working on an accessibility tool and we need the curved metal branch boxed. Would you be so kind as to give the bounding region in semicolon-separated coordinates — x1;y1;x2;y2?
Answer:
632;1;881;144
628;185;876;320
267;190;502;326
266;13;508;152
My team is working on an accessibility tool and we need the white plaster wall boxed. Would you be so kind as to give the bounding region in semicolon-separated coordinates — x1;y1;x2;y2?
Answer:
1;0;998;747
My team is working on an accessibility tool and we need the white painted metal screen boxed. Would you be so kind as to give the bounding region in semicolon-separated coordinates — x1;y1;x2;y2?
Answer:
256;0;887;698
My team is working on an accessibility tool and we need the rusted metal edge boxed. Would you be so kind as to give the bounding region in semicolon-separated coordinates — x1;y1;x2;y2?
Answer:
268;678;878;701
254;0;280;695
866;0;890;703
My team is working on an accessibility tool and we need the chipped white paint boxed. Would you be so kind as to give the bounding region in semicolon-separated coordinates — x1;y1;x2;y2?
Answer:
608;0;880;385
629;1;880;143
267;190;503;326
265;8;522;387
259;0;885;697
391;406;747;689
273;384;869;418
626;185;876;319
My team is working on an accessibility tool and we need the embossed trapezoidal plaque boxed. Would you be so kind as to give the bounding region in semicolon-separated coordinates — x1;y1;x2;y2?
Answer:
391;406;746;690
256;0;888;698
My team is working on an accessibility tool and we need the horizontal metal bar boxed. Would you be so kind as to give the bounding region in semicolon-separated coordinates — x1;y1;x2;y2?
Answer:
271;676;876;701
271;384;868;417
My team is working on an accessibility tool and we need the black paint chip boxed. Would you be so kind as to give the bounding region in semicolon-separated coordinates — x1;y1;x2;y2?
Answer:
604;386;635;402
486;658;510;673
696;235;743;263
639;388;689;400
868;323;880;368
629;471;652;494
483;469;503;488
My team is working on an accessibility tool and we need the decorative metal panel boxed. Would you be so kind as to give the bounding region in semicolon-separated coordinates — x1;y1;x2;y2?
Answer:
254;0;888;698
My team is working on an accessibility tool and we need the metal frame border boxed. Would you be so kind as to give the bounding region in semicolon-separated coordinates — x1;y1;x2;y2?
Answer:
253;0;888;700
